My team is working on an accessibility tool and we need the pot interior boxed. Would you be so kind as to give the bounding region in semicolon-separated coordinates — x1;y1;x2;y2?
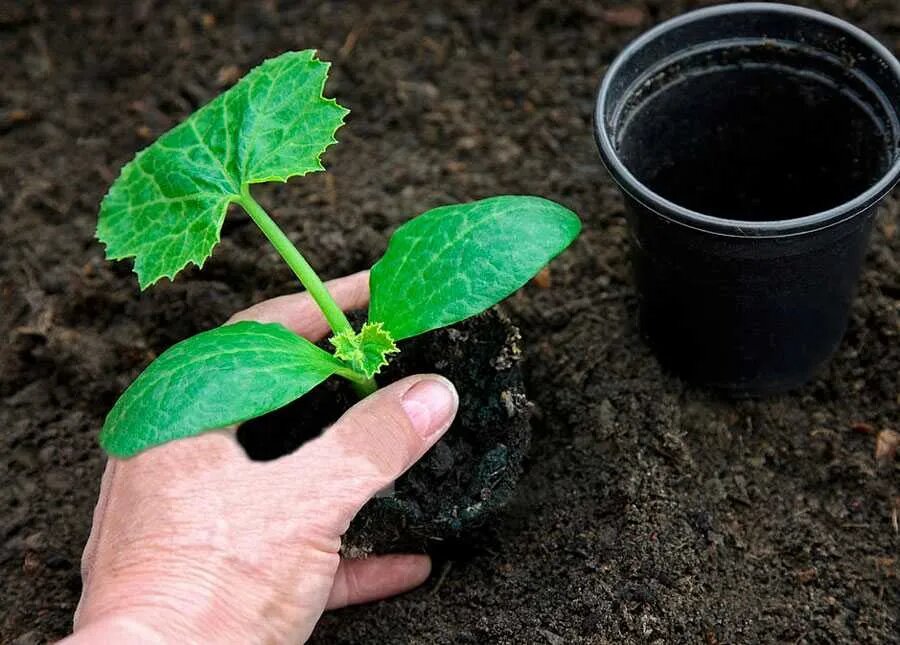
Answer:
596;4;900;230
614;40;895;222
616;40;894;221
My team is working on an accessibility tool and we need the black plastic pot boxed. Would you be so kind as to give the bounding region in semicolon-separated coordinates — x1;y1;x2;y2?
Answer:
594;3;900;395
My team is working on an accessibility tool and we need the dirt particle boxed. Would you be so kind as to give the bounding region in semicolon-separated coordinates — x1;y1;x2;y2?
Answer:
602;6;646;28
795;568;818;584
456;135;480;151
0;109;34;133
22;553;40;576
532;266;552;289
216;65;242;88
11;631;42;645
874;429;898;465
396;80;439;106
873;556;895;576
444;160;466;174
23;533;45;551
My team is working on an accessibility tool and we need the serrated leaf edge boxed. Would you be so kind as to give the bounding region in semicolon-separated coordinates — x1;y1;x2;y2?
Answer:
95;50;349;290
329;321;400;379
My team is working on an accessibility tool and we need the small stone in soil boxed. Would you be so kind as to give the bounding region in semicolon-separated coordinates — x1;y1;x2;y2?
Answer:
795;567;817;584
850;421;875;434
532;266;551;289
874;429;898;465
602;6;646;28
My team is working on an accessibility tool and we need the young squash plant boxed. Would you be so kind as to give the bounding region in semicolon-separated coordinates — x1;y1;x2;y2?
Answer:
97;51;580;458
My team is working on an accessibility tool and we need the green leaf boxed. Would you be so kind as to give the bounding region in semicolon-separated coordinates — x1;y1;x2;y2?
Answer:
330;322;400;379
100;321;345;457
96;50;349;289
369;195;580;340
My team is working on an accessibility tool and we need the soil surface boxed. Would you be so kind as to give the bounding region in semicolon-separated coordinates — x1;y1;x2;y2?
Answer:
1;1;898;643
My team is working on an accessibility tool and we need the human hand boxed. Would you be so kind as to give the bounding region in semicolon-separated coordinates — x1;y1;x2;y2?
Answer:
61;271;458;644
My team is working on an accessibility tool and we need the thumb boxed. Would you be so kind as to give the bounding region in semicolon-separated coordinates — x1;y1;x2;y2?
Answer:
287;374;458;534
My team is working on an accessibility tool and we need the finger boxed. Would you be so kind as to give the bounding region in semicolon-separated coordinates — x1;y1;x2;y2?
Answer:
227;270;370;341
280;374;458;534
75;460;118;628
326;555;432;609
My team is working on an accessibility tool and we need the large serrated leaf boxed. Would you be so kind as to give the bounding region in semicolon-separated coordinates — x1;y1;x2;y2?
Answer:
100;321;345;457
96;50;348;289
369;196;580;340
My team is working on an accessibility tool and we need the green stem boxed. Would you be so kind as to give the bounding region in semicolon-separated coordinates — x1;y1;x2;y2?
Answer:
238;185;377;397
354;381;378;397
336;368;379;396
239;185;353;335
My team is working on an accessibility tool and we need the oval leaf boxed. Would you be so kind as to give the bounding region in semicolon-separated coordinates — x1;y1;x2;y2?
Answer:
369;195;581;340
101;321;345;457
96;50;349;289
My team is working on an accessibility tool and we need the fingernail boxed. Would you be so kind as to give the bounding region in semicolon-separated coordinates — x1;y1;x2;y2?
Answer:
401;377;458;439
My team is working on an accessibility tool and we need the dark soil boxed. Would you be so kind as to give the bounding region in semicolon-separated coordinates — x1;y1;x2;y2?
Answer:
238;309;531;555
1;1;897;643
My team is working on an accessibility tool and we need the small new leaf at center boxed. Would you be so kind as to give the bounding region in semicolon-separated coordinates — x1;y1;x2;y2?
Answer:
330;322;399;379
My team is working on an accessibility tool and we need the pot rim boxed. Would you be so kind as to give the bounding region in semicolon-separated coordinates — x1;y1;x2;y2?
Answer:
594;2;900;238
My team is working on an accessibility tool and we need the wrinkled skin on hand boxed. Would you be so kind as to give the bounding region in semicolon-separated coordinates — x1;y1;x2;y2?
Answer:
60;272;459;644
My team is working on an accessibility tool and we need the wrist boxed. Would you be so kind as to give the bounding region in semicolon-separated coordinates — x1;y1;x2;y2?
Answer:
73;558;306;645
73;560;241;644
60;614;170;644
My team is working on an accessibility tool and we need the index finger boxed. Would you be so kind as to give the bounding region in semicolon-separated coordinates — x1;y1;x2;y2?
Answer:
227;270;370;342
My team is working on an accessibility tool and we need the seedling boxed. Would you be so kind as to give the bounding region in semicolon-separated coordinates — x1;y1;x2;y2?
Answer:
97;51;580;458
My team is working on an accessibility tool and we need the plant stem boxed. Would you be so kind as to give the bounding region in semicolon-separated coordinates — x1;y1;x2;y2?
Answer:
239;185;353;335
335;367;379;396
238;185;378;397
354;378;378;397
